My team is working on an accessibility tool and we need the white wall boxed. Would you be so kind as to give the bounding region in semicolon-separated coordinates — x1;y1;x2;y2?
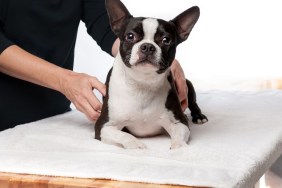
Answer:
74;0;282;91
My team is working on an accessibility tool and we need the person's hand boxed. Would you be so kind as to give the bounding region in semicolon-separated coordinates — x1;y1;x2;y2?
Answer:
171;59;188;111
59;71;106;121
0;45;105;121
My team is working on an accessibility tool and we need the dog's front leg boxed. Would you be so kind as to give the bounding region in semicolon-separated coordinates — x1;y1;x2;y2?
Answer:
164;123;190;149
100;124;147;149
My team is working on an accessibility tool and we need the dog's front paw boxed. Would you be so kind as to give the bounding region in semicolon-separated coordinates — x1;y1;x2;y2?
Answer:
123;139;147;149
170;141;188;149
192;113;208;124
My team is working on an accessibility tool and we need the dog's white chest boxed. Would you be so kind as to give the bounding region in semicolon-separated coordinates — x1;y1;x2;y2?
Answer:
107;57;172;137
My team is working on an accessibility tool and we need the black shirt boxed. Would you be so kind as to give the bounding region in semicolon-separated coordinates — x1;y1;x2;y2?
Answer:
0;0;117;130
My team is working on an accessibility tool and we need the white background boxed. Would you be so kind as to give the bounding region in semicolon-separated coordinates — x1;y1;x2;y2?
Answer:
73;0;282;91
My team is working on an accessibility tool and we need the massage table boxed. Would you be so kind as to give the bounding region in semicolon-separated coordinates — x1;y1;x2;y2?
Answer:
0;90;281;188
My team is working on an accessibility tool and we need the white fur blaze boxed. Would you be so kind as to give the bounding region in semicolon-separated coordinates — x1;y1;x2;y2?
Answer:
142;18;158;41
129;18;162;66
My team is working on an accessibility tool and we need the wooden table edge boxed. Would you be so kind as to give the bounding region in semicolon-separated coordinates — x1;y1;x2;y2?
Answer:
0;172;209;188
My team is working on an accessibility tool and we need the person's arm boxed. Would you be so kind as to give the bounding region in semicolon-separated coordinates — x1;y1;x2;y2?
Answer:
81;0;117;56
0;0;118;122
0;45;106;121
0;45;66;90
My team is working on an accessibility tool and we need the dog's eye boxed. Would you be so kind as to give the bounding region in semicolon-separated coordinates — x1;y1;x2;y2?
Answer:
126;32;136;42
162;36;171;45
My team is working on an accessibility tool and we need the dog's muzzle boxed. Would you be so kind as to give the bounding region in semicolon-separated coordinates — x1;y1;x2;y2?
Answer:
135;43;159;67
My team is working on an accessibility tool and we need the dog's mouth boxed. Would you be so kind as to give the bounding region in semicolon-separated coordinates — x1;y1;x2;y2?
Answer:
136;60;157;67
134;55;159;68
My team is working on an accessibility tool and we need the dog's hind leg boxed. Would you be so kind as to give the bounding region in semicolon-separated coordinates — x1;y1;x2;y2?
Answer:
186;79;208;124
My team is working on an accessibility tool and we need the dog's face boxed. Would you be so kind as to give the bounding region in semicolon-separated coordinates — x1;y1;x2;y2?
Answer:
118;17;177;73
106;0;200;74
119;18;176;72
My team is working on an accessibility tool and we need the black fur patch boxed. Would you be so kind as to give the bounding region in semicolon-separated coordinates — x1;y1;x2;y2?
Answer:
94;68;113;140
119;17;145;68
155;19;178;73
165;73;189;126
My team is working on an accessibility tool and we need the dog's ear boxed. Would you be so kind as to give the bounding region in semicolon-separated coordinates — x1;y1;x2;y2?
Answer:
171;6;200;44
105;0;133;36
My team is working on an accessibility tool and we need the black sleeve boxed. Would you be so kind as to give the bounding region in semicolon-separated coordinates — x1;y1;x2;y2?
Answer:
0;1;14;54
81;0;117;56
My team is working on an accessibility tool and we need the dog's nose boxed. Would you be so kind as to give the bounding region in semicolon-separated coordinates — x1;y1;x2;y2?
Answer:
140;43;156;55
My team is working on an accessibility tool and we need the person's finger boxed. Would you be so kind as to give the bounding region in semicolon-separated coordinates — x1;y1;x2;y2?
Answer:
175;79;188;111
171;59;188;111
176;78;187;99
73;98;101;121
89;76;106;96
84;88;103;112
180;98;188;111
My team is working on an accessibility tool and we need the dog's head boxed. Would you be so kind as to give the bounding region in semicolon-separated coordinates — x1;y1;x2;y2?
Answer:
106;0;200;74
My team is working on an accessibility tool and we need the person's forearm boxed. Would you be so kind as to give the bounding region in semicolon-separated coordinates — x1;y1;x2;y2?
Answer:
0;45;107;121
0;45;69;92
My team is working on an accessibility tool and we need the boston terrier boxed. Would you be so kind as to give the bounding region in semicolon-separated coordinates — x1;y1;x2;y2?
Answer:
95;0;208;149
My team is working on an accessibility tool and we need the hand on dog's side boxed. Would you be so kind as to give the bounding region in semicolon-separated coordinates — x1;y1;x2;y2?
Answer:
59;71;106;121
171;59;188;111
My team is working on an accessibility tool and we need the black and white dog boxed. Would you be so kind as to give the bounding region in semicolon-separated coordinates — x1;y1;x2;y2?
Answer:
95;0;207;149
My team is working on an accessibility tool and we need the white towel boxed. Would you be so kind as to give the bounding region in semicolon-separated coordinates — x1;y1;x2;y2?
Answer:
0;90;281;188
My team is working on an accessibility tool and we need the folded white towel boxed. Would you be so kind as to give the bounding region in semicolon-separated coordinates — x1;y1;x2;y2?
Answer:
0;90;281;188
